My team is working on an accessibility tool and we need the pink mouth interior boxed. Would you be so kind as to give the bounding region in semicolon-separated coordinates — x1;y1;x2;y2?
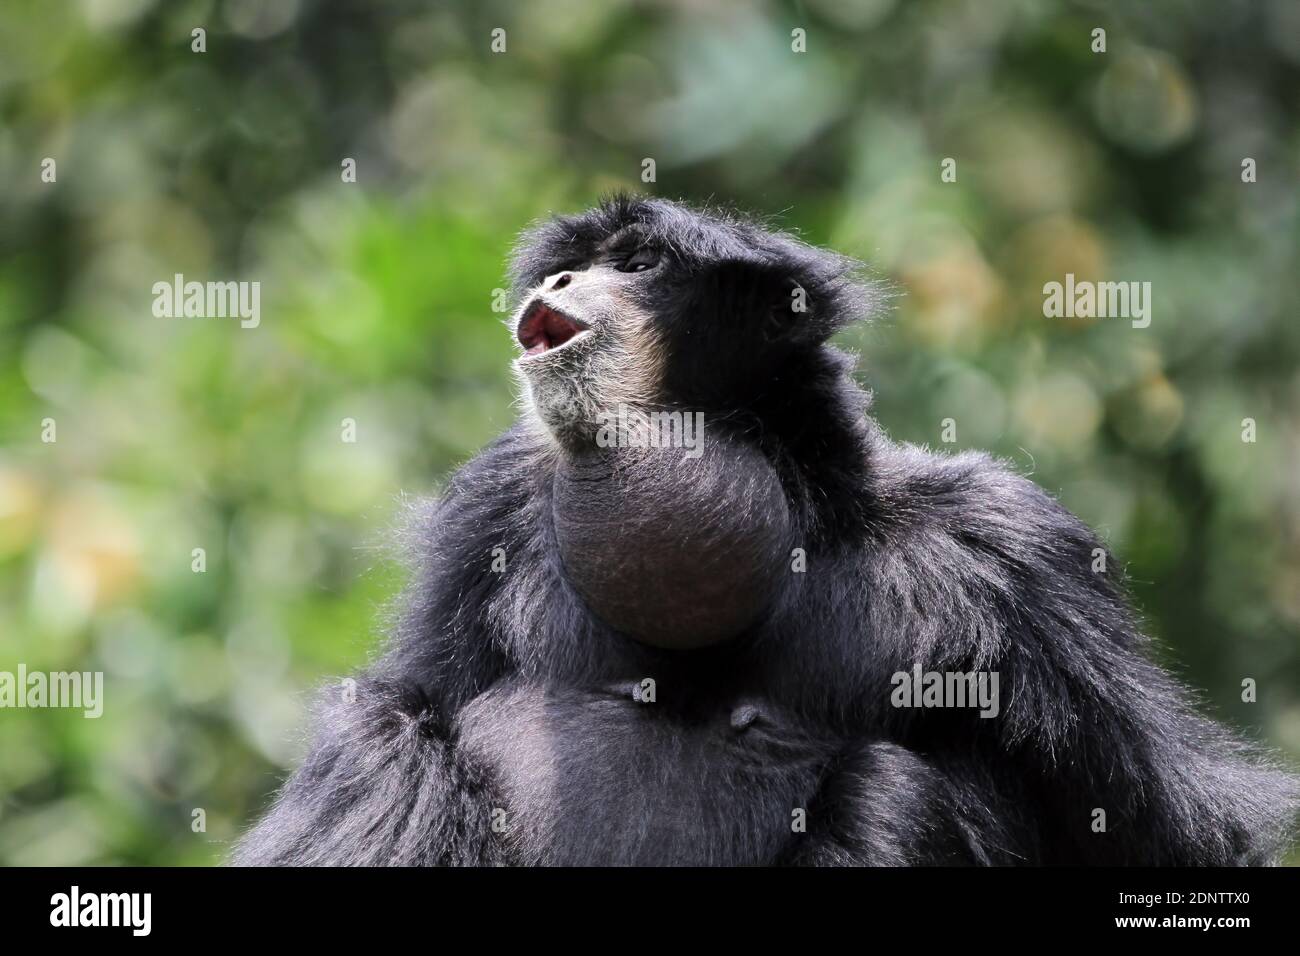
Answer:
518;303;585;355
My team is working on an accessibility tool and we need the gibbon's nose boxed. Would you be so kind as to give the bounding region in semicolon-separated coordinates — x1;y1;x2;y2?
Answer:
547;272;573;291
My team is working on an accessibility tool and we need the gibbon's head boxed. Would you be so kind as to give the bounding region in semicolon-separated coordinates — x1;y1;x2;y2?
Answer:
507;195;876;447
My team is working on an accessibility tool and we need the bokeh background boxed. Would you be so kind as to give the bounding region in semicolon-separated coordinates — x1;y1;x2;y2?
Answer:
1;0;1298;865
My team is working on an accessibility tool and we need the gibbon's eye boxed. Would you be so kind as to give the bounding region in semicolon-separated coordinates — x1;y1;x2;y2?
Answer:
616;246;660;274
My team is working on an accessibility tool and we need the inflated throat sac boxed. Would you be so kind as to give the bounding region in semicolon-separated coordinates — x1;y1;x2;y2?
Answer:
551;434;793;649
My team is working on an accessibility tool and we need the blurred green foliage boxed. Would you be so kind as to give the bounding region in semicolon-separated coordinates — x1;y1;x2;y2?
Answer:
0;0;1298;865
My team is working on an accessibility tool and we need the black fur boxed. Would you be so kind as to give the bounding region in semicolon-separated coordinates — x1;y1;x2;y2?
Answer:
235;197;1298;866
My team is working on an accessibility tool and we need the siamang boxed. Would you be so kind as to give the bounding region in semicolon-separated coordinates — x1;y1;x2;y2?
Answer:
235;196;1298;866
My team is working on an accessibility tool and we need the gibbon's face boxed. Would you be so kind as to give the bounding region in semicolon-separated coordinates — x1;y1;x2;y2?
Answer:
507;196;871;446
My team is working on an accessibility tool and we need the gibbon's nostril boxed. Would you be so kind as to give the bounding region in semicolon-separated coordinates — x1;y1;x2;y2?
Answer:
550;272;572;291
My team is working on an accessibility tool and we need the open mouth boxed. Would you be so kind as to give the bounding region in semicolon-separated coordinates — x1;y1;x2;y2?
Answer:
516;301;589;357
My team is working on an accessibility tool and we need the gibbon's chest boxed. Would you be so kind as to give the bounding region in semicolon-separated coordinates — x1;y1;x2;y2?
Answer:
454;679;832;866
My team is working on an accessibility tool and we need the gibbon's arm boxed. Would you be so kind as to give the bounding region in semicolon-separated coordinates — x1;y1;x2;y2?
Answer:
232;437;532;866
865;448;1298;864
231;677;503;866
788;741;1030;865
